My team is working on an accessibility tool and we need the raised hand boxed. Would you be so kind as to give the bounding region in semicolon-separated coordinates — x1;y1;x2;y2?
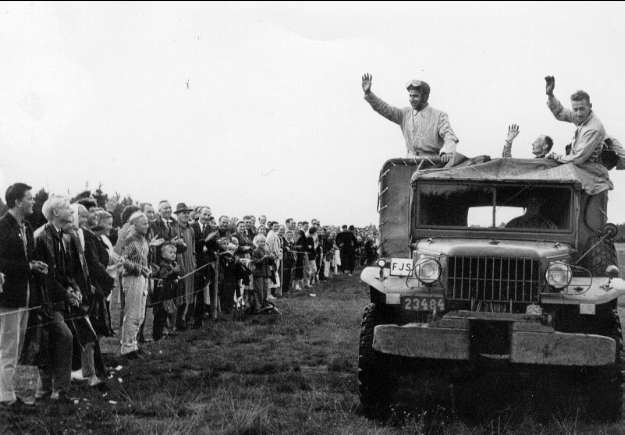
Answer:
149;237;165;247
362;73;372;94
545;76;555;95
506;124;520;142
546;152;560;160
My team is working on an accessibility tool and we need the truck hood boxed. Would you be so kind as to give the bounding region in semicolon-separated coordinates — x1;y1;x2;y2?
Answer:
414;238;573;260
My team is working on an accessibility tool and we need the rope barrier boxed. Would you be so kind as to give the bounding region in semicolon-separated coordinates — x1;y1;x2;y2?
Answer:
0;245;352;331
0;305;42;318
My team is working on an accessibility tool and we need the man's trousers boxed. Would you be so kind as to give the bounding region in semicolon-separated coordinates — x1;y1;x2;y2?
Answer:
39;311;73;394
0;307;29;402
120;275;148;355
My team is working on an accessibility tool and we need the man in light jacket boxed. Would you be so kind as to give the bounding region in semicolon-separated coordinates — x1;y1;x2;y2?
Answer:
265;221;282;299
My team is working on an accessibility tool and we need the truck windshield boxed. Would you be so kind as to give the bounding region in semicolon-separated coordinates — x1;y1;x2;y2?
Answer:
415;183;572;231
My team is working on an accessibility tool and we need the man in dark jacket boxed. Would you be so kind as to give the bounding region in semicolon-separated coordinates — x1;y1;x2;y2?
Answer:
149;200;186;259
150;200;176;242
83;228;114;336
0;183;46;407
191;207;213;326
198;216;222;320
335;225;357;276
33;195;77;403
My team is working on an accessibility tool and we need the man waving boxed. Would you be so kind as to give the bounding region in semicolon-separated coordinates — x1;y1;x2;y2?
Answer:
362;73;459;161
544;75;606;166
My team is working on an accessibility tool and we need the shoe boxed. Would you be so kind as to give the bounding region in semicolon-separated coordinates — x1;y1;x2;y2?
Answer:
50;391;75;405
122;351;141;360
1;397;34;410
88;376;102;387
89;377;109;392
35;390;51;401
71;370;87;382
0;398;19;409
136;348;151;357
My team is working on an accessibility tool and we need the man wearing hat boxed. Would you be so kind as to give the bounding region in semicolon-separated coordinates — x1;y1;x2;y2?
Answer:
361;73;459;161
171;203;195;330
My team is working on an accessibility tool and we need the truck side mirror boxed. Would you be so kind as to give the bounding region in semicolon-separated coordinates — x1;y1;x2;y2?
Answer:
606;265;620;279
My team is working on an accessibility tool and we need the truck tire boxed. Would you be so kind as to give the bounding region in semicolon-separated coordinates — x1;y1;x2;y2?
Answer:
585;307;624;421
358;303;391;418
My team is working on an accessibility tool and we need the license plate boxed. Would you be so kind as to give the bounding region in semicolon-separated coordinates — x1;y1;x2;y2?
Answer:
401;296;445;312
390;258;414;276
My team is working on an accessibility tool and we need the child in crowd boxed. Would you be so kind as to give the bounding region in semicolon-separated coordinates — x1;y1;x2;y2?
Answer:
307;226;319;286
218;242;250;315
151;243;180;341
250;234;275;312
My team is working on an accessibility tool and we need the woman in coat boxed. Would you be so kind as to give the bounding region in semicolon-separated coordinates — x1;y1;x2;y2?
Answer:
292;230;307;291
84;218;115;337
66;203;104;387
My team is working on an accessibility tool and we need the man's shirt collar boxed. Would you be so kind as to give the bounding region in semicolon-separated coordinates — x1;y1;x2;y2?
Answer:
576;111;594;127
412;103;430;114
7;209;24;226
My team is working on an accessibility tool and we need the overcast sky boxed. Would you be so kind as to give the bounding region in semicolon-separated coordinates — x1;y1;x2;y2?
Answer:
1;2;624;225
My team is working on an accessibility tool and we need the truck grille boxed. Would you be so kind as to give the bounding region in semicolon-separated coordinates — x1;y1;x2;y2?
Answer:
447;256;540;305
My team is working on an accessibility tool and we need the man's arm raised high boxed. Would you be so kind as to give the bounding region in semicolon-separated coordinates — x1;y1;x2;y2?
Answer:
545;75;574;123
501;124;520;158
362;73;404;125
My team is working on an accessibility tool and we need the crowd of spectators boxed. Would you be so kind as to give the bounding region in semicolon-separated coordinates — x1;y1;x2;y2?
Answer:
0;183;378;408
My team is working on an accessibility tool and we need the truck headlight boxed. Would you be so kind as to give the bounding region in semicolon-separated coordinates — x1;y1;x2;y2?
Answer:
546;261;572;289
415;258;441;284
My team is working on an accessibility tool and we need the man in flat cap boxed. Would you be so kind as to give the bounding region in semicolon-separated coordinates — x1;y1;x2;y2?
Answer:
362;73;459;162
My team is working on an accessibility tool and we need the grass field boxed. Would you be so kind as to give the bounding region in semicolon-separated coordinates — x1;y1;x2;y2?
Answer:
2;272;625;435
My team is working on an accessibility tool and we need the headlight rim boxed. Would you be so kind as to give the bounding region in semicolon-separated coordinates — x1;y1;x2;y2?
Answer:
546;261;573;289
414;257;442;284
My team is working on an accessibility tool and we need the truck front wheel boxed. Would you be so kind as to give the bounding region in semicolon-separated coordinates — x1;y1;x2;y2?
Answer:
585;306;624;421
358;303;392;418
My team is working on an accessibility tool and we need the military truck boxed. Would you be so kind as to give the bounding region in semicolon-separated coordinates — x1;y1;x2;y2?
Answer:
359;157;625;420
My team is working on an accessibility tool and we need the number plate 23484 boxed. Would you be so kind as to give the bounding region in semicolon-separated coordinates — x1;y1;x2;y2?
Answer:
401;296;445;312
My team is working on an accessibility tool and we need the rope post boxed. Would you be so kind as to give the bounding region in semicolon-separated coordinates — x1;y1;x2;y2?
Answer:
118;272;124;331
281;257;284;293
211;260;219;320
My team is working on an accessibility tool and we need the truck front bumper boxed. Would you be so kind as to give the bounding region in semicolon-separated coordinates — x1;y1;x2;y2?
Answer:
372;312;616;367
